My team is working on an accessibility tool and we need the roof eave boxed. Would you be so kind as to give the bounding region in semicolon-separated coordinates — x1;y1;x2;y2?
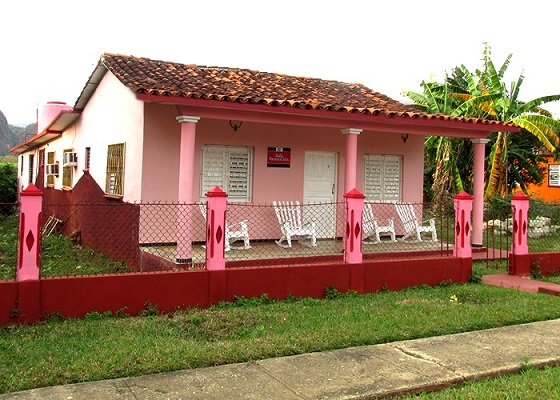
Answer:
73;60;109;111
11;110;80;155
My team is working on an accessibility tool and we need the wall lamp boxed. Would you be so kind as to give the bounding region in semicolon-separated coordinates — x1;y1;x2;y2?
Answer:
229;120;243;132
401;133;409;143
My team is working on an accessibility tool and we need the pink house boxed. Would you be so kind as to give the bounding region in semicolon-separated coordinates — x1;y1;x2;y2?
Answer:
12;53;518;253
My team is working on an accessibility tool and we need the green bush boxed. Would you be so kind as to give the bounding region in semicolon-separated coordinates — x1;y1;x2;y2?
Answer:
0;163;17;204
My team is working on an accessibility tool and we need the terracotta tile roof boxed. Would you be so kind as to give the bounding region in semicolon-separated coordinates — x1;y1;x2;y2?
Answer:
97;53;515;128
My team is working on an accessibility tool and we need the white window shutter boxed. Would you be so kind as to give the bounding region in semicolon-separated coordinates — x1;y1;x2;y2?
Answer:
201;145;252;201
383;156;402;202
364;154;402;202
364;155;383;201
202;146;226;193
227;149;250;199
549;164;560;187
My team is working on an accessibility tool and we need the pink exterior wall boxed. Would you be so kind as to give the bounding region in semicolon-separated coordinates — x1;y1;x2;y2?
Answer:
140;103;425;241
141;103;425;204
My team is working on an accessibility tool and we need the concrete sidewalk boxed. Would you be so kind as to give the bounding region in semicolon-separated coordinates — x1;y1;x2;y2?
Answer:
3;318;560;400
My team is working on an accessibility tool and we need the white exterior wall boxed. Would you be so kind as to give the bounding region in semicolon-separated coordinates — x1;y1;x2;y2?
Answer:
38;72;144;200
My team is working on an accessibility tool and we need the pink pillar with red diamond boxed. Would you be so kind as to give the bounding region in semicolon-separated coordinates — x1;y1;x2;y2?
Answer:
511;192;529;255
17;183;42;281
206;186;227;271
509;192;530;275
344;188;365;264
453;191;473;258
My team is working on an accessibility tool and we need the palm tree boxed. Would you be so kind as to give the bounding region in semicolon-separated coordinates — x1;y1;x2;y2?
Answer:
405;43;560;199
403;79;473;204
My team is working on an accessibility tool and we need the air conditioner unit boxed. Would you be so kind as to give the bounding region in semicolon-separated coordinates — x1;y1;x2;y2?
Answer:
46;163;59;176
63;152;78;167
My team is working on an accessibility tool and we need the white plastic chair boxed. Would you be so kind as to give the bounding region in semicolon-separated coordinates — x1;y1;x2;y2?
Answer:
362;203;396;243
272;201;317;248
199;204;251;251
395;203;437;242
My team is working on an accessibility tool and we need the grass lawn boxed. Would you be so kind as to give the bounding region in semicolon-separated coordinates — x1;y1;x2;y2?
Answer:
0;214;130;280
401;365;560;399
2;282;560;394
3;213;560;396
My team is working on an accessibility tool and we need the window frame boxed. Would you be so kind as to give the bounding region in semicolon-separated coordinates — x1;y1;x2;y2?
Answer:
200;145;253;202
549;164;560;187
363;154;403;203
105;143;125;196
62;149;74;188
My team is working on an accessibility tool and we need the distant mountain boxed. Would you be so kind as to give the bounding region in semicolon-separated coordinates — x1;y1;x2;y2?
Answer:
0;110;36;158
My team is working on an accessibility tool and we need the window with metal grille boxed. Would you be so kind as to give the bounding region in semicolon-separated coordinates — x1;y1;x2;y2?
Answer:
62;149;73;188
364;154;402;202
106;143;125;196
85;147;91;170
201;145;252;202
549;164;560;187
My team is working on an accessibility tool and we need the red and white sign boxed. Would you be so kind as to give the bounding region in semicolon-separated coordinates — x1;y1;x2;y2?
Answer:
267;147;291;168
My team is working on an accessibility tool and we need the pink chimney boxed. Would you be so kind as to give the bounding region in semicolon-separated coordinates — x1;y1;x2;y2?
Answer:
37;101;73;134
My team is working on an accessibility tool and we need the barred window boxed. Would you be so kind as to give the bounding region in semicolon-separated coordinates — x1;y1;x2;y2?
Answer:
106;143;125;196
549;164;560;187
62;149;73;188
201;145;252;202
364;154;402;202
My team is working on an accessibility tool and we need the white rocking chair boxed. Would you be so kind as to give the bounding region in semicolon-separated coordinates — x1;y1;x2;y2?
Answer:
395;202;437;242
272;201;317;248
199;204;251;251
362;203;396;243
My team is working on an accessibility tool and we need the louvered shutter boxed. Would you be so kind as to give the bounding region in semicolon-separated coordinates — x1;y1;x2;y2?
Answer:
364;155;383;201
549;164;560;187
201;146;226;193
201;146;252;202
383;156;402;202
227;148;251;200
364;154;402;202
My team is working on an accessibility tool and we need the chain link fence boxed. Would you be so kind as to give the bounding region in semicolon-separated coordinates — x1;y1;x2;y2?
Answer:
38;200;458;273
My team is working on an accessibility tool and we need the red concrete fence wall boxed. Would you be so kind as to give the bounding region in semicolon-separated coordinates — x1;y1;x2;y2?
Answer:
0;256;470;325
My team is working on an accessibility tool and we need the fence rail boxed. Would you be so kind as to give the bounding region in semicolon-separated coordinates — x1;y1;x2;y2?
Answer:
36;200;460;273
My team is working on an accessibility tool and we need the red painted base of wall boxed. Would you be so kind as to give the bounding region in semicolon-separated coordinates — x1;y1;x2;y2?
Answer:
526;253;560;276
0;256;472;325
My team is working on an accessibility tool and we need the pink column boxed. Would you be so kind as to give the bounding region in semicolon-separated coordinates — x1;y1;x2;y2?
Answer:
344;188;365;264
176;115;200;263
510;192;531;276
17;183;43;281
471;138;490;247
206;187;227;271
511;192;529;255
453;191;473;258
341;128;362;193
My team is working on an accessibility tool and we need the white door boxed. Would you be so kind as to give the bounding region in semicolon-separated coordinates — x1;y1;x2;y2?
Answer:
304;151;337;238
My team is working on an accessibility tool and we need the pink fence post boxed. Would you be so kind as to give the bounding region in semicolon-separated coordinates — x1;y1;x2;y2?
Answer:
206;186;227;271
344;188;365;264
510;192;531;275
17;183;42;281
453;191;473;258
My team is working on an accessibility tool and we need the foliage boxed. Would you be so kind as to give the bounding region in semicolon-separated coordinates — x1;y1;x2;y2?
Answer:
404;43;560;202
0;163;17;204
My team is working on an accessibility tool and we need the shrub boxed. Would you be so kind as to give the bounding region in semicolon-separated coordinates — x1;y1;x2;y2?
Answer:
0;163;17;204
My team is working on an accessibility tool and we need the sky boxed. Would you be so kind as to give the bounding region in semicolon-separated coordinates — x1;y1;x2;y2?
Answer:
2;0;560;126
